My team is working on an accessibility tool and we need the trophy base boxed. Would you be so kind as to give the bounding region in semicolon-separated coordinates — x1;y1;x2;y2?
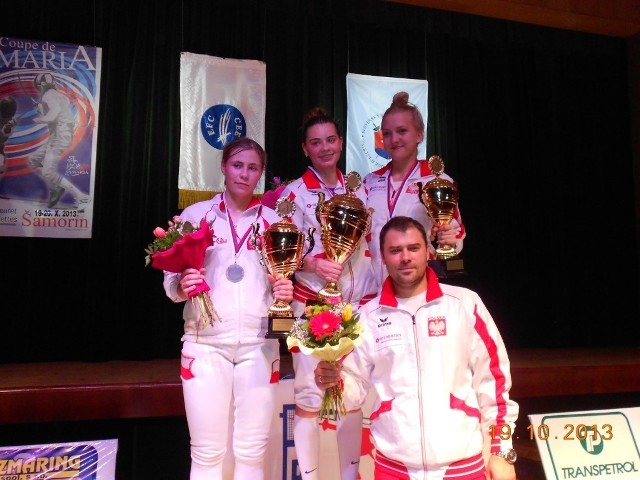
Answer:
428;258;465;279
435;245;458;260
266;315;295;339
266;302;295;339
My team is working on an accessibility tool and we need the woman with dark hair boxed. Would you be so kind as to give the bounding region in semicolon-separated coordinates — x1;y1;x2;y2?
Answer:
278;107;377;480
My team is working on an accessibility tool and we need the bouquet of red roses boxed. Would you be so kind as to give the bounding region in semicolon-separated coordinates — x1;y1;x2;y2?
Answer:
286;298;362;420
145;216;220;325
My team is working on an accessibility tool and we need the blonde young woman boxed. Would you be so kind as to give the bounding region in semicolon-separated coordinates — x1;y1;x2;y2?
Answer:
363;91;466;287
163;137;294;480
279;107;377;480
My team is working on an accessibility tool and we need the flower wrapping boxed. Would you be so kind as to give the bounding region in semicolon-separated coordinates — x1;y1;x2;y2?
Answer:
286;300;362;420
145;217;220;325
260;176;293;209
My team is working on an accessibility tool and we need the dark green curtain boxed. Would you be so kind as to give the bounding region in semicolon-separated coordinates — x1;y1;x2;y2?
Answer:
1;0;636;363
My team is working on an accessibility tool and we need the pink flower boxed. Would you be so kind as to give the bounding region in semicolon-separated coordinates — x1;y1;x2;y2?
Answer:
261;185;286;209
309;311;342;340
153;227;166;238
326;296;342;305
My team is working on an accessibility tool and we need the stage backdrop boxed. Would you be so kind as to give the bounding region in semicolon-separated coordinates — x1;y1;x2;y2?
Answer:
178;52;266;208
346;73;428;175
0;36;101;238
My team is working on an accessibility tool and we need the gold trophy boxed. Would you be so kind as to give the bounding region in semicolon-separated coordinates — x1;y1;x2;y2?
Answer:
314;171;372;301
417;155;464;275
252;197;314;338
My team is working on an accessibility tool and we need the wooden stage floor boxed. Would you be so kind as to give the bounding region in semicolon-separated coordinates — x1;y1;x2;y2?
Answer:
0;347;638;480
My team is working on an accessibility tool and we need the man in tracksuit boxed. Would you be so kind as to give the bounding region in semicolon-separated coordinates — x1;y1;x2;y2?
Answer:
314;216;518;480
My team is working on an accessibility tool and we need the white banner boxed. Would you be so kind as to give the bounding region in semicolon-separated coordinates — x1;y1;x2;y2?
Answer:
179;52;266;207
346;73;428;175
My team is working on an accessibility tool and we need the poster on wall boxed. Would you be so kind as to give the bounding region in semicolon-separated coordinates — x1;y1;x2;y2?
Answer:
0;36;102;238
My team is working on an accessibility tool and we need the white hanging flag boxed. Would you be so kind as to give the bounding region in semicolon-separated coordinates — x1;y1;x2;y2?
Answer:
346;73;428;175
179;52;266;207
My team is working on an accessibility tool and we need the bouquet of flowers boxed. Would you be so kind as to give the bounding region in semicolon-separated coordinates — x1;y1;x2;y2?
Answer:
145;216;221;325
260;176;293;209
286;299;362;420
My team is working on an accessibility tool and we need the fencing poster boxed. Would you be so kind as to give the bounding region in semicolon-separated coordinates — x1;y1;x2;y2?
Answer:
179;52;266;208
346;73;428;176
0;36;101;238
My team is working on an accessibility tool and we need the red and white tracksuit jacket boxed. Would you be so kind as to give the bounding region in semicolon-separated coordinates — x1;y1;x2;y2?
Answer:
163;194;282;345
341;267;518;480
363;159;466;288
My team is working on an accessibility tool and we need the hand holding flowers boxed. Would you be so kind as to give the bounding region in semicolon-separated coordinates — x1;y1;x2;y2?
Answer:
286;299;362;420
145;216;221;325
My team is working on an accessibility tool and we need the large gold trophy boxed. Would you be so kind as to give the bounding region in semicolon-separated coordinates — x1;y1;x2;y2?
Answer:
315;172;372;301
252;198;314;338
417;155;464;274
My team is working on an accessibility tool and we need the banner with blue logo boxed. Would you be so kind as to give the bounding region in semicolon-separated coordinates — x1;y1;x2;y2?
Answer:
178;52;266;208
346;73;428;176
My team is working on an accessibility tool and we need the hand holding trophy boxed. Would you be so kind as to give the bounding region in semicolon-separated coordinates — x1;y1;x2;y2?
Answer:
251;197;314;338
417;155;464;273
314;171;372;301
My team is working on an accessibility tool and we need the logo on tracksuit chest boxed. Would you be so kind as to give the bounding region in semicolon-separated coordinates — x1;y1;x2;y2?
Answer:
428;316;447;336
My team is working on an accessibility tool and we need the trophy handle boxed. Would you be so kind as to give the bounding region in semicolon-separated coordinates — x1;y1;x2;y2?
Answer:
301;226;315;268
416;181;428;210
250;222;267;268
314;191;326;224
250;222;260;248
366;208;373;234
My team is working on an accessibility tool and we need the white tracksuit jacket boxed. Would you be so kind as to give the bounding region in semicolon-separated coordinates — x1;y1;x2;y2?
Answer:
163;194;282;345
363;159;466;288
341;267;518;479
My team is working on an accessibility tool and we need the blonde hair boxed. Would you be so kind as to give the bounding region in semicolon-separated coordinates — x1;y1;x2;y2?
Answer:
382;91;425;133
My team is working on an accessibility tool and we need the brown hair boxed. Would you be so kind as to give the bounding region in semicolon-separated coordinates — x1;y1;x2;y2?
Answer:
382;91;425;133
221;136;267;170
301;106;342;143
379;215;429;252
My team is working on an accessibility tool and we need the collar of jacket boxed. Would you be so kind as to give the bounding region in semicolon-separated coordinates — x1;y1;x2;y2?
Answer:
379;266;443;307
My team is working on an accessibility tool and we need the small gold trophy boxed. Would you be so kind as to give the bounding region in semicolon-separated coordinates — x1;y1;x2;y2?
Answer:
315;172;372;301
252;197;314;338
417;155;464;274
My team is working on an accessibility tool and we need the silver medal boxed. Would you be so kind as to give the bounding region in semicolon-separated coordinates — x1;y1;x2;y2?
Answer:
226;263;244;283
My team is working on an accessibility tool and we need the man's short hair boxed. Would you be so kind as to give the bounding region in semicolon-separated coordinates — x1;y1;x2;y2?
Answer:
379;216;429;252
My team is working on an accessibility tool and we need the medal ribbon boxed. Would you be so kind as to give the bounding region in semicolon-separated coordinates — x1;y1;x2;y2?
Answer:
223;193;262;257
309;167;343;198
387;160;418;216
